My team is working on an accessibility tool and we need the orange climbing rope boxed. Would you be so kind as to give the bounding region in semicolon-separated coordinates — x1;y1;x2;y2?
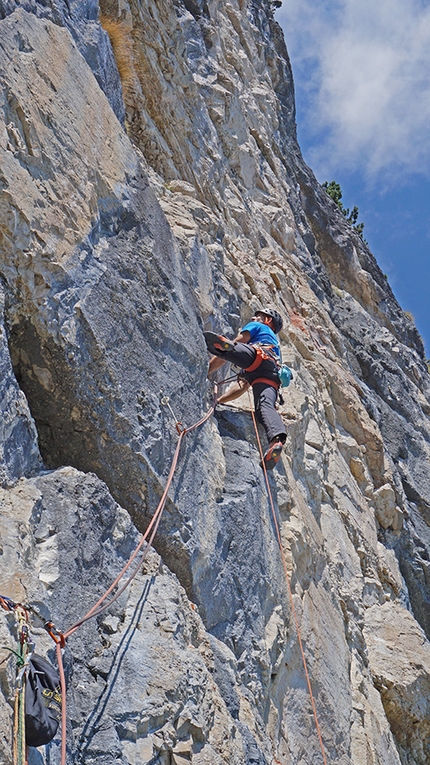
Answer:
249;395;328;765
45;385;218;765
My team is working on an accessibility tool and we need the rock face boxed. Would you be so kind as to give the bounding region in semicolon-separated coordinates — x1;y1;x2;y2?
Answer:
0;284;41;485
0;2;429;764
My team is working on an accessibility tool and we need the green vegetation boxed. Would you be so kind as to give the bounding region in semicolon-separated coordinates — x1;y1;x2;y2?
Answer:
323;181;366;240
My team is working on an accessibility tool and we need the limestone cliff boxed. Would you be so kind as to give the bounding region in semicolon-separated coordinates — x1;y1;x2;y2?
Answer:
0;2;429;764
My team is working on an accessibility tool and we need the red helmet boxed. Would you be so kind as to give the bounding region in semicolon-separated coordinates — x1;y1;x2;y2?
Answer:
256;307;283;334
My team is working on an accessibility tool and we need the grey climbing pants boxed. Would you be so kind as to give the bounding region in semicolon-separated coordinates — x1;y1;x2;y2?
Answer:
211;342;287;444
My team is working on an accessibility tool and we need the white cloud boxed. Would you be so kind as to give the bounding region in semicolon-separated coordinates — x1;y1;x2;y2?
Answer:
277;0;430;182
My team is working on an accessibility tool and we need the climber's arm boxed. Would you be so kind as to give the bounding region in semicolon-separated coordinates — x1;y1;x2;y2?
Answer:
234;330;251;343
217;379;250;404
208;354;227;374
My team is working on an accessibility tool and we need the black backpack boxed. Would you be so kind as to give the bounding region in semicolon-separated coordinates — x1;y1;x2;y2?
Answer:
25;654;62;747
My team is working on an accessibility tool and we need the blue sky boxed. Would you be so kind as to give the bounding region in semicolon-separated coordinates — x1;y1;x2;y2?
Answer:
276;0;430;356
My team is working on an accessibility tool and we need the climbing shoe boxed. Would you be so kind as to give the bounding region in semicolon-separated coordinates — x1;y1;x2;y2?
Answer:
260;440;283;471
204;331;235;354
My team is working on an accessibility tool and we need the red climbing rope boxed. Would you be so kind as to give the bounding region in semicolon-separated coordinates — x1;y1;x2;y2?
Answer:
47;385;218;765
249;397;328;765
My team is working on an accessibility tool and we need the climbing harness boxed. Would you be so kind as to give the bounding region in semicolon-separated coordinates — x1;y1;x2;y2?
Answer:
247;389;328;765
242;345;293;392
243;344;278;372
251;377;279;390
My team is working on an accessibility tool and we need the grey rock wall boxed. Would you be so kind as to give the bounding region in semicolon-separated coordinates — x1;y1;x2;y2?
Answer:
0;0;125;121
0;1;429;764
0;469;257;765
0;283;41;486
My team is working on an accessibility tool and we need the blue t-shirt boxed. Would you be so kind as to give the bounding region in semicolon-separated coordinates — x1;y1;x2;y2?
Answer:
241;321;281;359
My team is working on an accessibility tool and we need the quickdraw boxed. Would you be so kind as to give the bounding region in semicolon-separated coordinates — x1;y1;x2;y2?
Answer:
160;394;184;434
44;621;66;649
6;603;35;765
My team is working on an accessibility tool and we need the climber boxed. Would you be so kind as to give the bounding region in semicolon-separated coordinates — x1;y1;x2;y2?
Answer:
204;308;287;470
